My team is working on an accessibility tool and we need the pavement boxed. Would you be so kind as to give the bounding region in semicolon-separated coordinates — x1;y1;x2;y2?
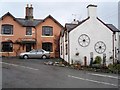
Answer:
1;57;120;88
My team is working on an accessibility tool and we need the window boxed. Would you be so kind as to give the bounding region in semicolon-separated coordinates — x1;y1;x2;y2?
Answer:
65;31;67;42
65;44;68;55
119;35;120;42
42;43;52;52
26;27;32;35
1;24;13;35
42;26;53;36
2;42;13;52
61;45;62;55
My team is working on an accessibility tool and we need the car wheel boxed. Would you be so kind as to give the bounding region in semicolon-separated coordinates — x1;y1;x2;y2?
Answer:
23;55;29;59
42;55;47;59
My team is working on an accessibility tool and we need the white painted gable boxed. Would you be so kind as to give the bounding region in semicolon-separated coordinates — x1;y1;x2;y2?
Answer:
60;4;119;66
69;17;113;65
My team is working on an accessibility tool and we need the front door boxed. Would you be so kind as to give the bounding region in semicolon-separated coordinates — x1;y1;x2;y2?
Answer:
26;44;32;52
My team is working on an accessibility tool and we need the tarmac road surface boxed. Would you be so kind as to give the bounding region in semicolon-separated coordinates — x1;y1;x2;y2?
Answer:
2;57;119;88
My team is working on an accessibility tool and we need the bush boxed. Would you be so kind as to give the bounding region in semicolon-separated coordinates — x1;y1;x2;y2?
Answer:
108;63;120;74
93;56;102;64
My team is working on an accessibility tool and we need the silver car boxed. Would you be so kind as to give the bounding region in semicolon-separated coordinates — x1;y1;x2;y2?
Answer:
19;49;50;59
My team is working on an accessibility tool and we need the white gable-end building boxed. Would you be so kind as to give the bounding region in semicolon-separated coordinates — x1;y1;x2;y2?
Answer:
60;5;120;66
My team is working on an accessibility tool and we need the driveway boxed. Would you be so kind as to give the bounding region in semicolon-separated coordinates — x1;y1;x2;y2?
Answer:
2;57;119;88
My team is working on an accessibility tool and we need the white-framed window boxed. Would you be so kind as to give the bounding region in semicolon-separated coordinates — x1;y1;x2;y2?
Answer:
1;24;13;35
26;27;32;35
42;26;53;36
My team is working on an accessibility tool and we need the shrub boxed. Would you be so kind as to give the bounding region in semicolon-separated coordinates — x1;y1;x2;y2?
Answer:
108;63;120;74
93;56;102;64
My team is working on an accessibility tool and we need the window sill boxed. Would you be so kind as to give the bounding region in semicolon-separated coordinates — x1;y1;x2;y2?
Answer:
0;34;14;36
25;35;32;36
0;52;14;53
41;36;54;38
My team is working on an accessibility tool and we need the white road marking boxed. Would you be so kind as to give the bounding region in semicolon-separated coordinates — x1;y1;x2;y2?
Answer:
68;75;118;87
1;62;39;71
88;73;118;79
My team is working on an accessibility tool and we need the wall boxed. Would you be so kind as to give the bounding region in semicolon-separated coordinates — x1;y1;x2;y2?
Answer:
118;1;120;62
69;18;115;65
36;17;62;58
0;16;35;56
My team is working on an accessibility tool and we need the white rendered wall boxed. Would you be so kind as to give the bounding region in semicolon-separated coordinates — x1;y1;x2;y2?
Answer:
118;33;120;61
64;32;69;63
69;18;114;65
60;36;63;59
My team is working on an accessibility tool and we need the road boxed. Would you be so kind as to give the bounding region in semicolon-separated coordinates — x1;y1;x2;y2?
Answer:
1;57;119;88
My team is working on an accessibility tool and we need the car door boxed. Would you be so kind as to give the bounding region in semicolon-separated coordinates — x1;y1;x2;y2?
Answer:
29;50;37;58
37;50;44;58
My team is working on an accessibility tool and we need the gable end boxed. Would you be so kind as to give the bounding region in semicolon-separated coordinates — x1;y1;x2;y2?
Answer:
97;17;120;32
68;17;90;33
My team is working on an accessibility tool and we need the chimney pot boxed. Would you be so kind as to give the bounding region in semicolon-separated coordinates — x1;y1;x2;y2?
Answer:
25;4;34;20
87;4;97;18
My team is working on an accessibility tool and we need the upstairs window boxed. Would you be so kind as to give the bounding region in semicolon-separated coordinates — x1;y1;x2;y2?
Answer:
42;26;53;36
26;27;32;35
1;24;13;35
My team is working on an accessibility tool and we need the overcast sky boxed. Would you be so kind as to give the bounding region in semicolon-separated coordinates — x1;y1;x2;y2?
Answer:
0;0;119;28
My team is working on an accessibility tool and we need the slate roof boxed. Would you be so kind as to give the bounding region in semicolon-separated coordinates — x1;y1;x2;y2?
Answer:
97;17;120;32
65;17;90;32
64;17;120;33
106;24;120;32
16;18;43;27
0;12;63;28
42;15;64;28
65;23;78;32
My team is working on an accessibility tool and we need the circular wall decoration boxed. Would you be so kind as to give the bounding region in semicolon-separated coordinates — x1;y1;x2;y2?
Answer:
94;41;106;54
78;34;90;47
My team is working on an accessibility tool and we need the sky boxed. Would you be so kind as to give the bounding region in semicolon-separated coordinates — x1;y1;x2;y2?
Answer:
0;0;119;28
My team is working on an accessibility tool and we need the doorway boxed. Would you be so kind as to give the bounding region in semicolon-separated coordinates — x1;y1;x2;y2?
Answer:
26;44;32;52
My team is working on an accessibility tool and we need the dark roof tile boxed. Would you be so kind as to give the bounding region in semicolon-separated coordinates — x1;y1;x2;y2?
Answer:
65;17;120;33
16;18;43;27
97;18;120;32
66;17;90;32
65;23;78;32
0;12;64;28
106;24;120;32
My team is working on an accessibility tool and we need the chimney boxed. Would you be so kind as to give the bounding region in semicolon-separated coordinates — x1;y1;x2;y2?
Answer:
25;4;29;19
25;4;34;20
29;4;33;19
87;4;97;18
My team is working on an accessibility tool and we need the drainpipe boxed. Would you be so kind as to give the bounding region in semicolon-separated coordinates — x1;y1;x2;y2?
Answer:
118;33;120;63
34;27;37;49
